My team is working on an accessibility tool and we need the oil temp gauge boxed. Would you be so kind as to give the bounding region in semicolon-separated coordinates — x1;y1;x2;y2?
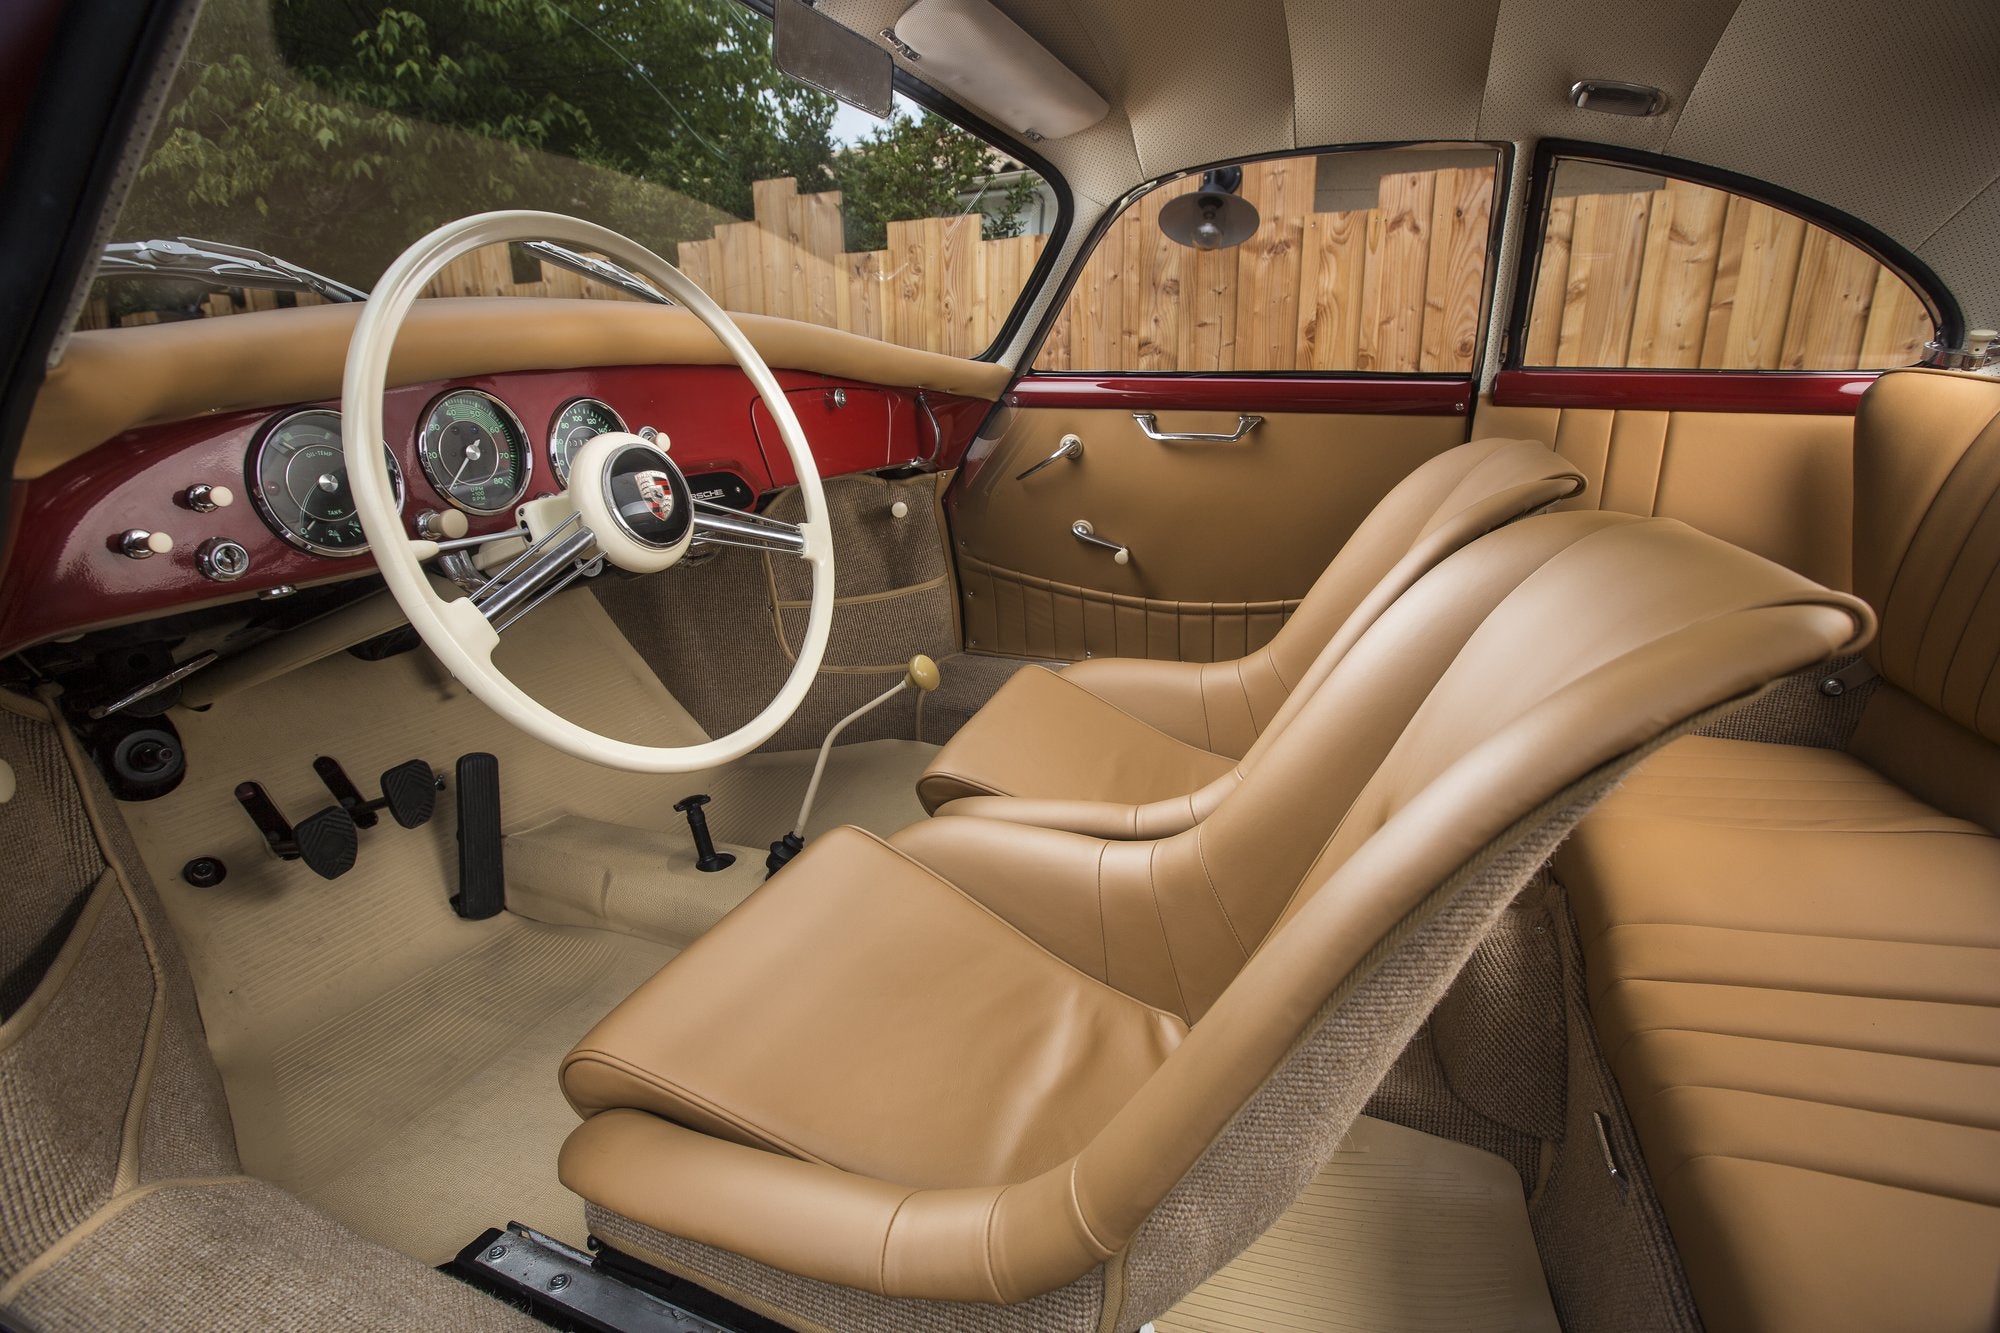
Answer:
548;397;629;488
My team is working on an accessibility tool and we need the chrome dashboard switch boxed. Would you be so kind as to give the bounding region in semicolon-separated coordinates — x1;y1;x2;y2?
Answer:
117;529;173;559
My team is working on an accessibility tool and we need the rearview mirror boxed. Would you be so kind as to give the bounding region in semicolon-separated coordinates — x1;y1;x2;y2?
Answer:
773;0;893;119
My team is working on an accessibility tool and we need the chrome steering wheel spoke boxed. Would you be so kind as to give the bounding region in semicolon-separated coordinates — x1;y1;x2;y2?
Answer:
462;511;602;631
691;498;808;556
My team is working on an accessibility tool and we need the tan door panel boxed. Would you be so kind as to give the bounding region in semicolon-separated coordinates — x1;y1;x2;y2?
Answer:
948;406;1468;660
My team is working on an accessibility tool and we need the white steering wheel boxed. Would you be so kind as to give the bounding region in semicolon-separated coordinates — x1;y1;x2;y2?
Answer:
342;211;833;773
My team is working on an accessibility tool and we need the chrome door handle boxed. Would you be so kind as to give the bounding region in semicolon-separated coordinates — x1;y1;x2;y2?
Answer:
1131;413;1263;442
1071;519;1129;565
1015;432;1083;480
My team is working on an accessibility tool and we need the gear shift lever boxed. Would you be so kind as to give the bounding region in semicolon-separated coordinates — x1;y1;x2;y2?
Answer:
766;654;941;876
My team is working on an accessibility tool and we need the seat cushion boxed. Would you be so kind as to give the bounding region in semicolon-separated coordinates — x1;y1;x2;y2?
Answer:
561;825;1186;1189
916;664;1236;813
1556;735;2000;1333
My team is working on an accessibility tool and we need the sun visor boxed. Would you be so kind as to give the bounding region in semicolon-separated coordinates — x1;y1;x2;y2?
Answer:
889;0;1108;141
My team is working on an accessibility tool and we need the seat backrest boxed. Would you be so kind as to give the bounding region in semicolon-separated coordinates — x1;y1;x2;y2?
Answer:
1848;369;2000;830
908;511;1870;1321
1047;512;1870;1322
1182;437;1583;758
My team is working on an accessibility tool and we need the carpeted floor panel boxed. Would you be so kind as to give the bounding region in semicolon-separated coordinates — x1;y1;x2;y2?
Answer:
1156;1116;1558;1333
118;590;933;1264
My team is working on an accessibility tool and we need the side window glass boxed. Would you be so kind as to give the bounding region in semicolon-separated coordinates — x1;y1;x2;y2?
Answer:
1034;147;1499;373
1523;159;1934;370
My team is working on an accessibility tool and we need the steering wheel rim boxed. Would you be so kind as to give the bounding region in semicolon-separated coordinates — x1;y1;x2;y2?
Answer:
342;210;834;773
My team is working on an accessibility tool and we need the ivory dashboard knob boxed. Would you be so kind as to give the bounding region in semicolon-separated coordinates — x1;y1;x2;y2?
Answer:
185;483;234;511
117;529;173;559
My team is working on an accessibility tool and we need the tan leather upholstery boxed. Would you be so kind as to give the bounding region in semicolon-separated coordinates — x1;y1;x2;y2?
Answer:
1555;370;2000;1333
917;437;1585;819
1473;399;1855;590
20;299;1010;477
559;510;1867;1328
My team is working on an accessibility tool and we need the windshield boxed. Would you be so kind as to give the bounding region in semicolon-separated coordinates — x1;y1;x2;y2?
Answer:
88;0;1054;357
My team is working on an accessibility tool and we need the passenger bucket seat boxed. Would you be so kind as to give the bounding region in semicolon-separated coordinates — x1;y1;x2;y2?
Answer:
557;510;1869;1333
916;437;1585;832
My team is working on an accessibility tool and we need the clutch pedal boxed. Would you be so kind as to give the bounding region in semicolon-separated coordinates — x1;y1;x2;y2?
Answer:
234;781;358;881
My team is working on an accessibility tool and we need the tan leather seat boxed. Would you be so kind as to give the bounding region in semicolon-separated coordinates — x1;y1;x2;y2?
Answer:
558;510;1867;1333
1555;369;2000;1333
916;437;1585;828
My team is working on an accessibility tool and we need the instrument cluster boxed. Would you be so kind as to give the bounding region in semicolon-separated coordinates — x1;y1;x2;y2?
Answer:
245;391;631;556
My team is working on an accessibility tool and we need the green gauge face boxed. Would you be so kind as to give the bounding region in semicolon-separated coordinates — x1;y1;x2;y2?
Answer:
548;397;628;488
248;409;404;557
417;389;531;514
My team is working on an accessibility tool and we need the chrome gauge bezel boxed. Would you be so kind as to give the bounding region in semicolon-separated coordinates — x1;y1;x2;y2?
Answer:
416;388;534;515
548;396;629;489
246;408;406;558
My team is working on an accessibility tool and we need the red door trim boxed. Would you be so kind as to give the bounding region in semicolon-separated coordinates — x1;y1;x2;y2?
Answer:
1493;369;1879;415
1007;375;1473;415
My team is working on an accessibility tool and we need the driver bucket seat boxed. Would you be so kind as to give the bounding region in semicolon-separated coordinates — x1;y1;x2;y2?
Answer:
557;511;1870;1333
915;436;1585;830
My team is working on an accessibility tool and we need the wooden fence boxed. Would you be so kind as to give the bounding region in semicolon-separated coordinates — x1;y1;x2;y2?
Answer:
82;159;1930;374
1526;177;1931;370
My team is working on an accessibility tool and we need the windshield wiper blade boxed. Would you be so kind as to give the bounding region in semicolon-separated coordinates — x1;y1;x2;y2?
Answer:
98;237;369;304
523;241;674;307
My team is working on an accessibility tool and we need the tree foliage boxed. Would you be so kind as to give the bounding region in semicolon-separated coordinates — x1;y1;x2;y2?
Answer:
114;0;1036;297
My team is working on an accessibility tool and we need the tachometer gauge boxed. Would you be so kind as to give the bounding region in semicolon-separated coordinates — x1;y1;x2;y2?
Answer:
417;389;531;514
548;397;628;488
248;409;404;557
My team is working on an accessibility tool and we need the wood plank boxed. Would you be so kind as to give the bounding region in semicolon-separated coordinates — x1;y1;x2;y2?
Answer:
1232;157;1306;371
1181;237;1238;370
1522;196;1575;365
1295;209;1367;371
1079;208;1126;368
885;219;924;350
1418;166;1494;372
1702;197;1805;369
846;250;883;341
1627;178;1730;368
1138;179;1196;370
1357;170;1433;372
1780;226;1879;370
1555;189;1651;366
1858;266;1934;368
717;220;762;315
938;214;979;356
1117;204;1147;368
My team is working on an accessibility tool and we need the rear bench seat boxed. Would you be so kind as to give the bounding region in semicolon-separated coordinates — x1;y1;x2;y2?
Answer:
1554;369;2000;1333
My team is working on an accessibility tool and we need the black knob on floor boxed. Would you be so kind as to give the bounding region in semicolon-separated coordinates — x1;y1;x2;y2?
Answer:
673;794;735;873
183;856;228;888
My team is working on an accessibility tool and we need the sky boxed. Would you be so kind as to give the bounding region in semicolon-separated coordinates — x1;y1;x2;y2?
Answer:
829;92;915;147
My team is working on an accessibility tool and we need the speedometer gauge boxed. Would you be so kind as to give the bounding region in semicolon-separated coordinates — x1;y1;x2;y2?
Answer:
417;389;531;514
548;397;628;487
248;409;404;557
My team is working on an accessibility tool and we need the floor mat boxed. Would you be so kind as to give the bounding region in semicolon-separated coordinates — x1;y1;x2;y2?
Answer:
1156;1116;1559;1333
119;591;932;1263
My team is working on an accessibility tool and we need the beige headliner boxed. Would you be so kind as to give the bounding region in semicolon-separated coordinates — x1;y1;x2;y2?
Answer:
825;0;2000;346
17;299;1010;479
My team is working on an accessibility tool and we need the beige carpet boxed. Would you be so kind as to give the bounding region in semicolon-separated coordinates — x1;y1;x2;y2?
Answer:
1157;1115;1559;1333
121;590;936;1263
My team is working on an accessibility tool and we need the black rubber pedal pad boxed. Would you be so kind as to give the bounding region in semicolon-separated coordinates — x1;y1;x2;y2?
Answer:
380;759;439;828
452;752;504;920
294;806;359;881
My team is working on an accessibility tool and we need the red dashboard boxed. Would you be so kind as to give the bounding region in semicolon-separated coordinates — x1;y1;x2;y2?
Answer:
0;363;988;657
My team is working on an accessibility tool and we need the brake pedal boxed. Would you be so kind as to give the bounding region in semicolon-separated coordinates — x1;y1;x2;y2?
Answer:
452;752;504;920
234;781;358;881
